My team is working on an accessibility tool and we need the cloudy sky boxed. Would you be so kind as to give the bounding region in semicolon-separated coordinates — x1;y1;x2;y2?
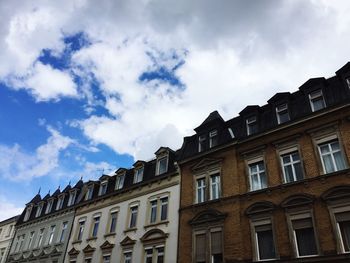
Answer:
0;0;350;220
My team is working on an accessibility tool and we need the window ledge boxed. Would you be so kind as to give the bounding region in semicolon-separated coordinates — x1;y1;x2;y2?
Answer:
144;220;169;229
192;197;222;207
72;240;82;245
86;237;97;241
124;227;137;234
104;232;116;238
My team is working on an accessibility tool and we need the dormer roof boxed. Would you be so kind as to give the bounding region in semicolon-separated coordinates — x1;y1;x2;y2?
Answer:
336;62;350;75
99;174;110;181
298;77;326;93
239;105;260;116
194;110;224;132
62;185;71;193
27;194;41;205
115;168;127;174
52;188;61;197
73;179;84;189
267;92;291;104
133;160;146;167
154;146;174;156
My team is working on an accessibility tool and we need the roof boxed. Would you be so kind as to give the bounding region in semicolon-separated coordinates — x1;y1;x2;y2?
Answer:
194;111;224;132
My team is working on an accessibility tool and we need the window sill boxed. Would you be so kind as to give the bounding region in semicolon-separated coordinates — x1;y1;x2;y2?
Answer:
124;227;137;234
144;220;169;229
193;197;222;207
72;240;82;245
104;232;116;238
86;237;97;241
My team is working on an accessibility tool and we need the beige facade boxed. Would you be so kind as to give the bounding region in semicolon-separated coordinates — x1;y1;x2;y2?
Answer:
65;173;180;263
0;216;18;263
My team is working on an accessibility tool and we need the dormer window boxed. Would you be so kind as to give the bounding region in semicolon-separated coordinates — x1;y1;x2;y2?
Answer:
246;116;258;136
99;181;108;196
45;199;53;214
309;90;325;112
156;156;168;175
24;206;32;221
85;185;94;200
56;195;64;210
209;130;218;148
276;103;290;124
115;173;125;190
198;135;206;152
36;203;43;217
68;190;76;206
134;167;144;183
346;77;350;89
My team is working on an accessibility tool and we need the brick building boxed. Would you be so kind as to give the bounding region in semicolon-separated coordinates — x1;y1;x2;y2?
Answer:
177;63;350;262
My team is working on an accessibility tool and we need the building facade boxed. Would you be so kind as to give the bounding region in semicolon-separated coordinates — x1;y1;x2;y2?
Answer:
177;63;350;262
6;181;84;263
0;216;18;263
64;147;180;263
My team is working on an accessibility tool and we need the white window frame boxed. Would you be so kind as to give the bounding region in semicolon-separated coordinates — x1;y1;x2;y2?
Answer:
27;231;35;249
317;136;347;174
24;205;32;221
309;89;326;112
59;221;68;243
288;212;319;258
328;205;350;254
123;250;132;263
134;166;144;184
77;218;86;241
47;225;56;245
68;190;76;206
195;169;221;204
56;195;64;210
36;228;44;248
46;199;53;214
251;218;277;261
209;130;218;148
99;181;108;196
346;77;350;89
91;214;101;238
247;157;267;191
102;254;111;263
279;147;304;183
129;204;139;229
246;116;257;136
276;103;290;124
198;135;206;152
196;177;206;203
85;185;94;200
36;203;43;217
156;156;168;175
209;173;221;200
115;173;125;190
108;209;118;234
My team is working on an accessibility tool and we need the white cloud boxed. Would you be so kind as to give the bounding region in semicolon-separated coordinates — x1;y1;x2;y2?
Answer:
1;0;350;161
0;196;23;221
0;126;73;181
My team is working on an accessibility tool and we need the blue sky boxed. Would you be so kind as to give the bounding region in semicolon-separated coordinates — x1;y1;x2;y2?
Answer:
1;0;350;220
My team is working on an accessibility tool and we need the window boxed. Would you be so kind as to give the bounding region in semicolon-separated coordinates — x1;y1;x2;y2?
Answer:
290;214;318;257
91;215;100;237
68;190;76;206
129;205;138;228
46;199;53;214
148;196;169;224
252;219;276;261
0;228;2;237
194;229;223;263
48;225;56;245
14;236;20;252
37;228;44;248
195;171;221;204
24;206;32;221
99;181;108;196
156;156;168;175
6;225;13;237
318;139;347;173
56;195;64;210
209;130;218;148
276;103;290;124
36;203;43;217
124;251;132;263
27;231;35;249
281;150;303;183
198;135;206;152
246;116;258;136
144;247;164;263
248;161;267;191
85;258;92;263
103;255;111;263
59;221;68;242
309;90;325;112
346;78;350;89
335;211;350;253
134;167;144;183
85;185;94;200
18;234;25;251
0;248;6;262
77;219;85;241
115;174;125;190
109;211;118;233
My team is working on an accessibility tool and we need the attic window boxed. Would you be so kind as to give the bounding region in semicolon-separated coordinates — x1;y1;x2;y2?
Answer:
209;130;218;148
276;103;290;124
36;203;43;217
24;205;32;221
309;90;325;112
246;116;258;136
56;195;64;210
115;173;125;190
156;156;168;175
198;135;206;152
68;190;76;206
346;77;350;89
85;185;94;200
45;199;53;214
99;181;108;196
134;166;144;183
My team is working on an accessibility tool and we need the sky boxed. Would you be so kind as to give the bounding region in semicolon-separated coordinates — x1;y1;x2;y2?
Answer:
0;0;350;220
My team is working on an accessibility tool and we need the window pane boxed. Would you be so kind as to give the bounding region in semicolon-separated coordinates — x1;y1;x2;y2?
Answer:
150;200;157;223
110;213;117;233
256;228;276;260
295;227;318;256
339;221;350;252
196;234;206;262
323;155;335;173
334;151;346;171
294;162;303;181
251;174;260;191
160;197;168;221
284;165;294;183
